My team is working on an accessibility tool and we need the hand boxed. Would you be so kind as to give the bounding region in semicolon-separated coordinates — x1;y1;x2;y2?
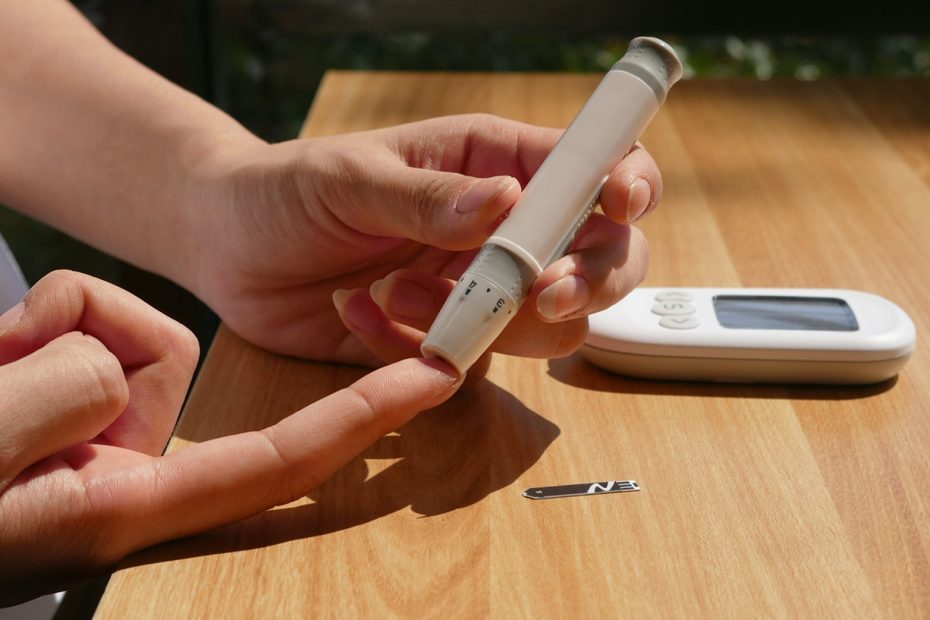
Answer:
0;271;461;604
188;114;661;372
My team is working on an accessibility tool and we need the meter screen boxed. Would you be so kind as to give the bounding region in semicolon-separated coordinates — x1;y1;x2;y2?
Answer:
713;296;859;331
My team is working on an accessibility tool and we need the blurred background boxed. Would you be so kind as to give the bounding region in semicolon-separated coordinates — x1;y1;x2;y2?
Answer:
2;0;929;359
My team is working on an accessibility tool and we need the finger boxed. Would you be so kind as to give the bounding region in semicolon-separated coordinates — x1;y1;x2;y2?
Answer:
332;288;425;363
532;216;648;321
0;333;128;487
384;167;521;250
319;113;567;251
385;113;562;183
390;116;661;225
334;281;493;383
94;357;462;556
599;142;664;224
0;270;198;455
370;219;645;358
367;269;589;361
369;219;642;329
368;270;445;333
325;159;521;251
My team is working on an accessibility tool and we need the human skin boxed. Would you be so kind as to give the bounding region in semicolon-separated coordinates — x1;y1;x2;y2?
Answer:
0;0;664;602
0;271;463;603
0;1;662;370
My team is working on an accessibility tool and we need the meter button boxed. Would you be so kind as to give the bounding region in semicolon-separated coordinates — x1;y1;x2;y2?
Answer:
660;315;700;330
655;291;693;302
651;301;695;316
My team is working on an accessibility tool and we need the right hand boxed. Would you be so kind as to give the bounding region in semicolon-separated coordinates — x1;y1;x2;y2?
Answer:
186;114;660;372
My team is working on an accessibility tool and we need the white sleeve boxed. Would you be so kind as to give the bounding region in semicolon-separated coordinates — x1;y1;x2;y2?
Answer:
0;236;58;614
0;233;28;312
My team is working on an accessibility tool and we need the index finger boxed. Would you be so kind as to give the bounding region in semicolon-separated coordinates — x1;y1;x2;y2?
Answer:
84;357;462;559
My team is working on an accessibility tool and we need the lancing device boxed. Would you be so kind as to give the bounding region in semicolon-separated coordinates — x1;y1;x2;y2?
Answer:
421;37;683;374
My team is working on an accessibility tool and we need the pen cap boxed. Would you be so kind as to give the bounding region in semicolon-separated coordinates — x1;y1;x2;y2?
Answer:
612;37;683;102
421;244;534;375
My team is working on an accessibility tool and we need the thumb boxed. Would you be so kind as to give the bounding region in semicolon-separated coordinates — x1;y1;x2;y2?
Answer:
356;166;521;251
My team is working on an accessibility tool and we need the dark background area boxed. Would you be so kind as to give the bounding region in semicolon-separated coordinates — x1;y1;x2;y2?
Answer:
2;0;929;358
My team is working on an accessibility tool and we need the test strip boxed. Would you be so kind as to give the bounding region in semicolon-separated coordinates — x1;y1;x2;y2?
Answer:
523;480;640;500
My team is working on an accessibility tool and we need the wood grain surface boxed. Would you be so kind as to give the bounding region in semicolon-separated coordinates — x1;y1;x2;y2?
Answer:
96;73;930;618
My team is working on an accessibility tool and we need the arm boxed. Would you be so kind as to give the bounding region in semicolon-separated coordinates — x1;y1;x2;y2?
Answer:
0;0;665;371
0;0;258;287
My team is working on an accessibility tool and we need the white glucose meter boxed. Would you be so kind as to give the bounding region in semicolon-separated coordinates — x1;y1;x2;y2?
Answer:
581;288;916;384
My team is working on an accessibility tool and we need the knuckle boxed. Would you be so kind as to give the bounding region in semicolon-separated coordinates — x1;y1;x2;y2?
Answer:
410;174;454;245
324;147;367;194
36;268;83;290
61;336;129;416
462;113;518;143
343;383;382;428
162;321;200;374
463;112;506;128
313;148;373;218
30;269;86;311
342;375;411;437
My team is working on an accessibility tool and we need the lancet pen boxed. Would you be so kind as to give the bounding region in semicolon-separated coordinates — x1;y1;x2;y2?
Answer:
421;37;683;373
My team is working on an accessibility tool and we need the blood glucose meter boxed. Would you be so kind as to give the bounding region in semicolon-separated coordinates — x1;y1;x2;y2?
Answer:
581;288;916;384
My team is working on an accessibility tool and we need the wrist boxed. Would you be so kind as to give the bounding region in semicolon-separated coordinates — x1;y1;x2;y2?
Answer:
165;123;268;295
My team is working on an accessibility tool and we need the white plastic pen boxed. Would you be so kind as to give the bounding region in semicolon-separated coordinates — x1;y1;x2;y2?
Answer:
421;37;683;374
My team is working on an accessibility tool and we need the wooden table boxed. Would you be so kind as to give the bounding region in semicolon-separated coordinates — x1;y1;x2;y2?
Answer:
96;73;930;618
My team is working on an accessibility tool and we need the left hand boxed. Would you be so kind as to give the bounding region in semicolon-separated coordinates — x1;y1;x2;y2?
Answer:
185;113;661;374
0;271;462;603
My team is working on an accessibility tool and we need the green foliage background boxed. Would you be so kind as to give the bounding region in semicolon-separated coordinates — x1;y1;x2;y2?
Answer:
214;30;930;140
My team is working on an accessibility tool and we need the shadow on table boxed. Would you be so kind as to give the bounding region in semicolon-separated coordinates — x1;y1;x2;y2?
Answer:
124;378;559;566
548;353;898;401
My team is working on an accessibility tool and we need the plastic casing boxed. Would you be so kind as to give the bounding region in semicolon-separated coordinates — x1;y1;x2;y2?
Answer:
581;287;916;384
421;37;682;374
486;68;663;273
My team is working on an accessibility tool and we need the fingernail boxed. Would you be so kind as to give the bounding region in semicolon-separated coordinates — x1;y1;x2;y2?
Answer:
370;276;433;321
536;276;591;320
0;301;24;337
455;176;519;214
626;178;652;223
333;289;382;335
